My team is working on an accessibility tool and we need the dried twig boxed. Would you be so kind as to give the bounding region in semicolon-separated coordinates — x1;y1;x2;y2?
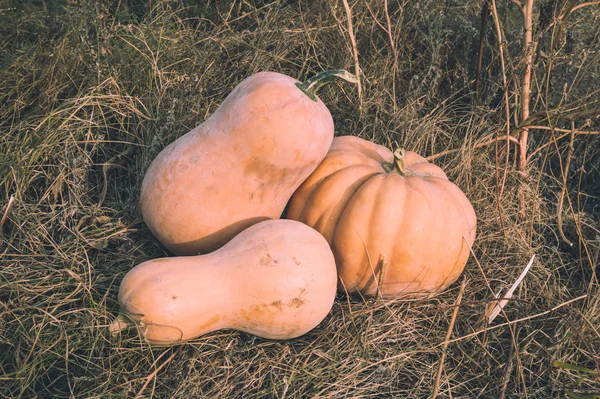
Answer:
426;135;519;162
513;0;535;219
489;0;513;214
521;125;600;135
0;195;15;230
341;0;362;104
98;147;134;207
364;0;397;108
517;0;534;176
499;329;515;399
526;126;599;162
384;0;397;109
432;277;467;399
449;294;587;345
557;122;576;247
571;1;600;13
510;0;523;8
515;105;600;130
136;347;181;398
475;1;489;103
553;0;578;50
486;255;535;324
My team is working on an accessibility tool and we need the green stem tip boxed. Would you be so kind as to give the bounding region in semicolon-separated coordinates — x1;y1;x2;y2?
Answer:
296;69;359;101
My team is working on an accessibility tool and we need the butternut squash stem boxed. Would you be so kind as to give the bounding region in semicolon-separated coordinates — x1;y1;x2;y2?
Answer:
392;148;416;177
296;69;359;101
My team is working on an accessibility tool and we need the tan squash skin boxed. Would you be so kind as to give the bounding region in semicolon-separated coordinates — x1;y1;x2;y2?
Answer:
110;220;337;346
286;136;477;299
140;72;334;255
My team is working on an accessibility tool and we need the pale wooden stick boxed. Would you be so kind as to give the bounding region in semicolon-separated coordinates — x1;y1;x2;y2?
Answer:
486;254;536;324
517;0;534;175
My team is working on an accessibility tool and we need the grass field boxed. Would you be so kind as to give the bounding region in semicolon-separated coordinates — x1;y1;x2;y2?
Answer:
1;1;599;398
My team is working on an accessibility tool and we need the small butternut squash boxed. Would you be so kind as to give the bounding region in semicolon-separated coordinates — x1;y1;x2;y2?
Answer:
110;220;337;346
286;136;477;298
140;70;357;255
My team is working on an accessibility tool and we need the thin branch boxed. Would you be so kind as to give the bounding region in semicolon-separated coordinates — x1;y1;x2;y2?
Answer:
517;104;600;128
364;1;387;32
563;105;600;120
489;0;513;210
571;1;600;13
557;122;576;247
510;0;524;9
384;0;398;110
432;277;467;399
427;135;519;162
523;125;600;135
489;0;512;139
553;0;578;50
383;0;396;60
136;348;181;398
499;333;515;399
525;125;598;162
341;0;362;103
527;132;571;161
475;1;490;103
518;0;534;175
364;0;398;109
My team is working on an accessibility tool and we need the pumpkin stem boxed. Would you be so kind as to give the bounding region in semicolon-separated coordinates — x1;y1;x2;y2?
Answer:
393;148;416;177
296;69;359;101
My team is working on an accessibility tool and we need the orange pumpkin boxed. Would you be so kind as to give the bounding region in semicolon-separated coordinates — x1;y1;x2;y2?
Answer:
286;135;477;298
140;70;357;255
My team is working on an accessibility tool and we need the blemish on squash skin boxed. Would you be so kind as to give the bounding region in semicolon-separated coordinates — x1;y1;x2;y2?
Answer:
239;304;278;328
260;253;278;266
270;300;283;310
172;296;178;300
288;297;304;308
292;257;301;265
196;314;221;332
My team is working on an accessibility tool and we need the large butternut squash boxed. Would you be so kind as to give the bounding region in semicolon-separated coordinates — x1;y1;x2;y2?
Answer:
140;70;357;255
110;220;337;346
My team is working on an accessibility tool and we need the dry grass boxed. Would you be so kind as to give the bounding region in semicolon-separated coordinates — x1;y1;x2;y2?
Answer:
1;1;599;398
